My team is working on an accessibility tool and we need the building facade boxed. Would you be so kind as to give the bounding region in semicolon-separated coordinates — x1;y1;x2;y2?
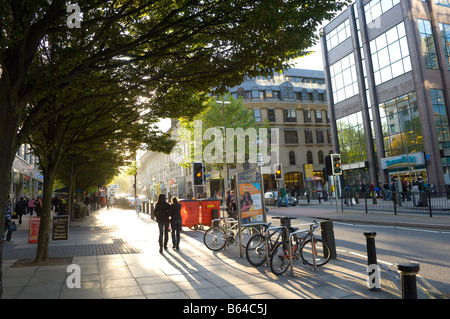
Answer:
137;68;332;199
11;144;43;202
321;0;450;191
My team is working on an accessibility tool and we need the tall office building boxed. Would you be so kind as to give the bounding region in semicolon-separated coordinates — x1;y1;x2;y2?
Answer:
322;0;450;190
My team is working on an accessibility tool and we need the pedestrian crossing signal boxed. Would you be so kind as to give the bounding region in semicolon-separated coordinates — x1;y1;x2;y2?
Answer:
330;154;342;176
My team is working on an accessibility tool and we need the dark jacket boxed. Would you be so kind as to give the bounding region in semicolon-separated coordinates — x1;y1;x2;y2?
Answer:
154;201;170;224
15;199;27;215
169;203;182;222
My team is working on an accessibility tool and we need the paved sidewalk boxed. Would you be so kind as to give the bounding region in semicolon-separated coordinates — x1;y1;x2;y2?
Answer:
1;207;442;300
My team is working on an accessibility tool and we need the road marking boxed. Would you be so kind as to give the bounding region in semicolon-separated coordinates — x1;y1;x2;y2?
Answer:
396;227;439;233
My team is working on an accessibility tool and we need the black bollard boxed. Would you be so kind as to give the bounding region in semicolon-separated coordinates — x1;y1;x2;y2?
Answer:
320;221;337;259
397;263;420;299
364;232;380;291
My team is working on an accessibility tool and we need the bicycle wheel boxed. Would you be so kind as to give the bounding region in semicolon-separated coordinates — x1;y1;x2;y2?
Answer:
240;226;260;248
269;241;291;275
203;227;227;251
300;238;331;267
245;234;266;267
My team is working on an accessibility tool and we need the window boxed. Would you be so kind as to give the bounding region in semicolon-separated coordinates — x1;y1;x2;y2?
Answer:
364;0;400;25
330;53;359;103
284;129;298;144
289;151;296;166
440;23;450;70
284;109;297;122
326;19;351;50
378;92;423;157
315;110;323;123
336;111;367;164
304;110;312;123
418;19;439;69
318;151;324;164
267;109;276;122
281;82;294;100
327;129;332;144
435;0;450;7
307;151;313;164
430;89;449;144
316;129;324;144
305;129;313;144
254;109;261;122
370;22;411;86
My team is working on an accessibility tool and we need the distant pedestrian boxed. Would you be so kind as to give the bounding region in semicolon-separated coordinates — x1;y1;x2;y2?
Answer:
35;197;42;217
4;195;13;242
28;197;35;215
169;196;182;250
15;197;27;224
154;194;170;253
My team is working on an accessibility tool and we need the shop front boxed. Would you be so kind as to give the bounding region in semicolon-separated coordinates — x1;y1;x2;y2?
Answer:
380;152;427;182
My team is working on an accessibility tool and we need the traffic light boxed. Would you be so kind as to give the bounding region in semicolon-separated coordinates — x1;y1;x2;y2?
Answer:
324;155;332;176
330;154;342;176
193;162;204;186
274;164;283;180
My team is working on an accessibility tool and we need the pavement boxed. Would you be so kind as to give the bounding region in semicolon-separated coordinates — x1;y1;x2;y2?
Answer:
1;202;449;302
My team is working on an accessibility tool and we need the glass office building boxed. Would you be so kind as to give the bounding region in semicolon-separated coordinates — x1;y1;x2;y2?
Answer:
322;0;450;190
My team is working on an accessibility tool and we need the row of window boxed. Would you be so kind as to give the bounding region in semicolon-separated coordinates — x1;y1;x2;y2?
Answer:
253;108;330;124
289;150;333;166
233;88;326;103
16;144;39;169
283;128;332;145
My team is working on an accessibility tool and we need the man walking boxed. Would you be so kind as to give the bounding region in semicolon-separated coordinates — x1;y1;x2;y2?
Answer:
276;184;290;208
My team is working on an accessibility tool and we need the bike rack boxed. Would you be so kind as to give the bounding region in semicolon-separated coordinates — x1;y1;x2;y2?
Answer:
288;227;317;277
262;225;289;266
239;222;267;257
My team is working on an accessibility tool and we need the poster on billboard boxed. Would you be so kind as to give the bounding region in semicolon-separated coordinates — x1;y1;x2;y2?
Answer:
238;183;264;223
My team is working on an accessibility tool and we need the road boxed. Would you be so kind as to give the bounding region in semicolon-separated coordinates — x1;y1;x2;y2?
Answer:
266;204;450;299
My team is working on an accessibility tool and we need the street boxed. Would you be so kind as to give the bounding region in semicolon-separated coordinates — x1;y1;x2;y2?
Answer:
266;203;450;299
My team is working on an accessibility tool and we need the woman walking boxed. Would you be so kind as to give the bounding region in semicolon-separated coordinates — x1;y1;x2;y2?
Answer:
169;197;182;250
154;194;170;253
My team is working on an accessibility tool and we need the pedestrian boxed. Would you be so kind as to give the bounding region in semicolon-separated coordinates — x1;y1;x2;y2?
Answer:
169;196;182;250
35;196;42;217
344;185;353;206
4;195;13;242
28;197;35;215
276;184;289;207
15;197;27;224
154;194;170;253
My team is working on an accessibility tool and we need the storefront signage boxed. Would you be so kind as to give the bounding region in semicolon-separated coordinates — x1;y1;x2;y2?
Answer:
381;152;425;169
52;215;69;241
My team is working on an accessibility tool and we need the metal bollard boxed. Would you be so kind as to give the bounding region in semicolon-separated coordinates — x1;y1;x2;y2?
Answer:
397;263;420;299
364;232;380;291
320;221;337;259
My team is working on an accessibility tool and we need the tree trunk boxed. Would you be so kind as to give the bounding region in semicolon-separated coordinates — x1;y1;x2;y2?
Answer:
0;96;21;298
33;165;57;264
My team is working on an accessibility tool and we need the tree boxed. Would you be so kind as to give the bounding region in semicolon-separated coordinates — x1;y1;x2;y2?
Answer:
0;0;349;297
179;95;270;193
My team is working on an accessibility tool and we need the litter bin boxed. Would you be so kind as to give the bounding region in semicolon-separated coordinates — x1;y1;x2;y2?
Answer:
180;200;200;228
199;199;221;227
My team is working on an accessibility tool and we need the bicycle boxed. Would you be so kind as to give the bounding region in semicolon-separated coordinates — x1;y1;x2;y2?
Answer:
203;217;260;251
270;220;331;276
245;216;298;267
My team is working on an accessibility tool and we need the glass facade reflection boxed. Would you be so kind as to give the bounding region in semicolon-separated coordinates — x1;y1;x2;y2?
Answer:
329;53;359;103
370;22;411;85
336;111;367;164
379;92;423;157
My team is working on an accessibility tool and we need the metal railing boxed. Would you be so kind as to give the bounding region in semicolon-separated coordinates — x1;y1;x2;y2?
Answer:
341;191;450;217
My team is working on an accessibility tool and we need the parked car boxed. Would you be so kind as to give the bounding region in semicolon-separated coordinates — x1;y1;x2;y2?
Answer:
264;191;278;206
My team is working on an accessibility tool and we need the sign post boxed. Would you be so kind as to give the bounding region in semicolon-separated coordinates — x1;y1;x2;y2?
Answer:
52;215;70;241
